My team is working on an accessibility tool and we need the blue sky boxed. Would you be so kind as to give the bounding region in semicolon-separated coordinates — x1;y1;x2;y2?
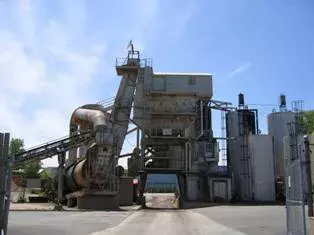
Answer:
0;0;313;167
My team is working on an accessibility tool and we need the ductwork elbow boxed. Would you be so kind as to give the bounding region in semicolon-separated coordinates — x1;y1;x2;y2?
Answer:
72;108;107;129
71;108;109;145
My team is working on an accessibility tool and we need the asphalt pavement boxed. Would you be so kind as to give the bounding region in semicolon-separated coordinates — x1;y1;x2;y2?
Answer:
8;194;286;235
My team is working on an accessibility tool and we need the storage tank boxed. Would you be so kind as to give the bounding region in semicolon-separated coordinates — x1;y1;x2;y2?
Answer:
226;109;257;201
267;111;296;180
226;109;257;138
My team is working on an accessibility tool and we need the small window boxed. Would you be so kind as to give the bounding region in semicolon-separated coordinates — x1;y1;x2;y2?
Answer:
188;76;196;85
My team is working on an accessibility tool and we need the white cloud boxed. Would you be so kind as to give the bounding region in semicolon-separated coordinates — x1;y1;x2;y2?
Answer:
0;2;105;168
0;0;197;169
228;61;252;77
0;33;47;94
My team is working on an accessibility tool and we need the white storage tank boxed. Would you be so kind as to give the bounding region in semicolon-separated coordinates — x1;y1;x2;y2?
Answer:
267;111;296;180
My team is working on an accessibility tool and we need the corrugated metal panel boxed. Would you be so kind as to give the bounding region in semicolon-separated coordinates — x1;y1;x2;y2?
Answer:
250;135;276;202
267;111;296;179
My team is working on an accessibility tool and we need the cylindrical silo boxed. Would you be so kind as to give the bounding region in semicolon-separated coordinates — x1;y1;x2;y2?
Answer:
226;109;257;201
226;109;257;138
267;111;296;180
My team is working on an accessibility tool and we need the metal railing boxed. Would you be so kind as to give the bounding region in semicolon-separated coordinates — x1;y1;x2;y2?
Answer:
97;97;115;111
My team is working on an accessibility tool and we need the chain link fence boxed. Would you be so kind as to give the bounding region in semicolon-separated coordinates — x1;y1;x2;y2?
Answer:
285;123;308;234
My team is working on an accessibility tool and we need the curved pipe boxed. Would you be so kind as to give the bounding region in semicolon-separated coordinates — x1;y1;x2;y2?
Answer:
71;108;107;131
68;104;108;164
65;105;110;191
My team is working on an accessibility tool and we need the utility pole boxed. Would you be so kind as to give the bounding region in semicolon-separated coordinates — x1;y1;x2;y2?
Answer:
304;135;313;217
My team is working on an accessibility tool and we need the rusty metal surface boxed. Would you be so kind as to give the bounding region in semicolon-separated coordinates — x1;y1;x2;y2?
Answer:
73;159;87;188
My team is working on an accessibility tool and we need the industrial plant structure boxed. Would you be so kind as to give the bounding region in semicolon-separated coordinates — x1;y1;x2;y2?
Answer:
2;43;303;212
226;94;276;202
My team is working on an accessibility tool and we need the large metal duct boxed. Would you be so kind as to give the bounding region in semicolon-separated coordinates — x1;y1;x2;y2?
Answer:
65;106;109;192
71;108;108;131
68;104;108;165
64;159;88;192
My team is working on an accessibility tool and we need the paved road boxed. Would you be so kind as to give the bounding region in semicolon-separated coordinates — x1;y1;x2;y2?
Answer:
8;205;286;235
193;205;286;235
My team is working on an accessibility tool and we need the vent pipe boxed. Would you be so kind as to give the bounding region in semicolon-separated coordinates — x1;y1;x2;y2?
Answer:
279;94;287;111
238;93;245;108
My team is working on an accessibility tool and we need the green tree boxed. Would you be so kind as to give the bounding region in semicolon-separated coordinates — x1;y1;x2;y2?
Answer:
9;138;25;155
10;138;42;178
302;110;314;134
39;169;57;202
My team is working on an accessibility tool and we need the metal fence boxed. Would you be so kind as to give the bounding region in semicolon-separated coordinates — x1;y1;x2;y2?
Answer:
0;132;10;235
285;123;308;235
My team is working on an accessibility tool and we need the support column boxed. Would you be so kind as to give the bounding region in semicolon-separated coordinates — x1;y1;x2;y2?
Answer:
0;132;10;235
54;151;65;211
138;172;147;208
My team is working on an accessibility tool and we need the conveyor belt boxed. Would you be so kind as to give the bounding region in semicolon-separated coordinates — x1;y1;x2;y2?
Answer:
10;132;93;167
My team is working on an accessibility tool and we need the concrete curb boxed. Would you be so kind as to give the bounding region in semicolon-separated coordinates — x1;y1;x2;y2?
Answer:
10;205;142;212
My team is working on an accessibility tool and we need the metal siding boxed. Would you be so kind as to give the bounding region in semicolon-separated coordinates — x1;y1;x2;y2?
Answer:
213;181;227;200
226;111;239;138
208;178;231;201
267;111;296;179
250;135;276;202
153;74;212;98
186;176;198;201
152;77;165;91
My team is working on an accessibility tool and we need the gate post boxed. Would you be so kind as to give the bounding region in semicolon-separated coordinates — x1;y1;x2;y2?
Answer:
0;132;10;235
304;135;313;217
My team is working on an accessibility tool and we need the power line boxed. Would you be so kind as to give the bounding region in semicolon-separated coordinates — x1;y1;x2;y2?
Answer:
247;104;278;107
